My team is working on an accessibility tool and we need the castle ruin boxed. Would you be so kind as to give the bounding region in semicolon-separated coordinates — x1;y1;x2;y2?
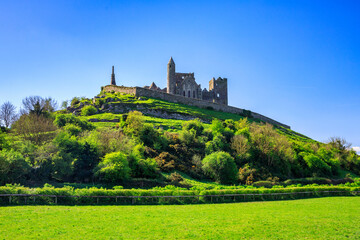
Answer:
164;57;228;105
103;58;290;129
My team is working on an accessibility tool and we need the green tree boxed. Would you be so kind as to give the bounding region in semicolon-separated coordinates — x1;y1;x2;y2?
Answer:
81;105;97;116
0;149;30;185
95;152;131;183
202;151;237;184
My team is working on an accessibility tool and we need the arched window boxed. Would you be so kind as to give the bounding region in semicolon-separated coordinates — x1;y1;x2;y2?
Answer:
193;91;195;98
188;91;191;97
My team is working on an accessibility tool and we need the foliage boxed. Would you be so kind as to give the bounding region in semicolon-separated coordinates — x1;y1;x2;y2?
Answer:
81;105;97;116
54;114;94;131
12;114;57;145
1;92;360;187
0;149;30;185
201;151;237;184
95;152;131;183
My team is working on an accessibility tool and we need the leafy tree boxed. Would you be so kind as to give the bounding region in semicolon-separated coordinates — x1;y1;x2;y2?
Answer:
95;152;131;183
202;151;237;184
0;101;18;128
33;142;73;182
124;111;145;137
301;152;332;176
231;134;251;162
182;119;204;136
0;149;30;184
12;114;57;145
82;128;135;156
81;105;97;116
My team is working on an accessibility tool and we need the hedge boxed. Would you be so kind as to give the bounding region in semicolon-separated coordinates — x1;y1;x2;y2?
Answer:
0;185;359;205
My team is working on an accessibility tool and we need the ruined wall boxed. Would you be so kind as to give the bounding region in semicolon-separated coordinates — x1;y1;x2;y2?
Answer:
102;85;290;129
102;85;137;95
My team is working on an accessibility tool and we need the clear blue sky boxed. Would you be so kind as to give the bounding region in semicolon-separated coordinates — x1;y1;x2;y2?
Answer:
0;0;359;151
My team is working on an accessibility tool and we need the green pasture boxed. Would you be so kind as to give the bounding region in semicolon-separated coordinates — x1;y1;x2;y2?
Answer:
1;197;359;239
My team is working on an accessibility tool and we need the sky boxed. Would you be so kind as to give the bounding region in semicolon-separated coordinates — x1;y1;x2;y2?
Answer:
0;0;359;152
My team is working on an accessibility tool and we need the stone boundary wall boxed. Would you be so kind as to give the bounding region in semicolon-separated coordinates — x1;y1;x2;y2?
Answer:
102;85;290;129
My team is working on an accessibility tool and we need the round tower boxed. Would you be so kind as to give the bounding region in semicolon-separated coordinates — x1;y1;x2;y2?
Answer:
167;57;176;94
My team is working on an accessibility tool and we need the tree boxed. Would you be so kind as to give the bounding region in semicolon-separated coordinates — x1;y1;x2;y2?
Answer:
202;151;238;184
12;114;57;144
21;96;57;116
0;149;30;185
61;100;69;110
124;111;145;137
0;102;18;128
95;152;131;183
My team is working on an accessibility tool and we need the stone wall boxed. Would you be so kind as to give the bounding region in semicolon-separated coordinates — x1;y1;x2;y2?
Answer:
102;85;290;129
102;85;137;95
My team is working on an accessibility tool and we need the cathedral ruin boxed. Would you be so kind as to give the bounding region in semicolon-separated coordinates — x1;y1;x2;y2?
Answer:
164;57;228;105
103;57;290;129
111;57;228;105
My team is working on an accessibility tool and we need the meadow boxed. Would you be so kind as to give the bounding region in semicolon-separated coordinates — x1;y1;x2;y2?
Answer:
0;197;359;239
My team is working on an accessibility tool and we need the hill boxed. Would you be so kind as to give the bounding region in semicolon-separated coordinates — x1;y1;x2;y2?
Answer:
1;91;359;188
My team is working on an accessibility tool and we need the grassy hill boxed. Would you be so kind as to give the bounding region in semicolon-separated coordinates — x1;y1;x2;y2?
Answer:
1;91;359;189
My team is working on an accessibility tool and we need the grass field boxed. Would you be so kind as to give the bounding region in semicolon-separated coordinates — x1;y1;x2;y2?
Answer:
1;197;359;239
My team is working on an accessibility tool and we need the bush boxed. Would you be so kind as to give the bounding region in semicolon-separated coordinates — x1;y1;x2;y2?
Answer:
63;124;82;136
81;105;97;116
252;181;274;188
0;149;30;185
71;97;80;107
182;119;204;137
95;152;131;183
202;151;237;184
54;114;94;131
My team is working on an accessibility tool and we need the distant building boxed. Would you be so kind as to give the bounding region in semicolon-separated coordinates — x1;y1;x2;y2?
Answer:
143;57;228;105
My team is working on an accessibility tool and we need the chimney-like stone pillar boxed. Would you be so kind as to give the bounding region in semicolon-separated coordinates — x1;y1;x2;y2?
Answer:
111;66;116;85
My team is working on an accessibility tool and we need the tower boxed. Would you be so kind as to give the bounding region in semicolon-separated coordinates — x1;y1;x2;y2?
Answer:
209;77;228;105
167;57;176;94
110;66;116;85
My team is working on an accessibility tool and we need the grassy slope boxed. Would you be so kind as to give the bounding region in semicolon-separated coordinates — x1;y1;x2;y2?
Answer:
1;197;359;239
80;93;313;140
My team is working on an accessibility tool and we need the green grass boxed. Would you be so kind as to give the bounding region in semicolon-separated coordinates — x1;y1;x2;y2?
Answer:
1;197;359;239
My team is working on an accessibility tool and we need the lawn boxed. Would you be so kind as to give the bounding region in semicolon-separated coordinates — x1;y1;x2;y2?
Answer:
1;197;359;239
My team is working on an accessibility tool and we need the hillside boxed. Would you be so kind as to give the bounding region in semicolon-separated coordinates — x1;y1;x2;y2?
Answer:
1;91;359;189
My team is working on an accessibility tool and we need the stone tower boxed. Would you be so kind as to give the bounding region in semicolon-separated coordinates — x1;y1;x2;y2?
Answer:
167;57;176;94
110;66;116;85
209;77;228;105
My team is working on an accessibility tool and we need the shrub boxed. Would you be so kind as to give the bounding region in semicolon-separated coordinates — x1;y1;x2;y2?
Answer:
202;151;237;184
167;172;184;184
252;181;274;188
81;105;97;116
71;97;80;107
182;119;204;136
124;111;145;137
54;114;94;131
63;124;82;136
95;152;131;183
0;149;30;185
302;153;332;176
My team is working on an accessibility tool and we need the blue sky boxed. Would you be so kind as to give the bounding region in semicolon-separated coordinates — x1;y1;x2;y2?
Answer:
0;0;359;151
